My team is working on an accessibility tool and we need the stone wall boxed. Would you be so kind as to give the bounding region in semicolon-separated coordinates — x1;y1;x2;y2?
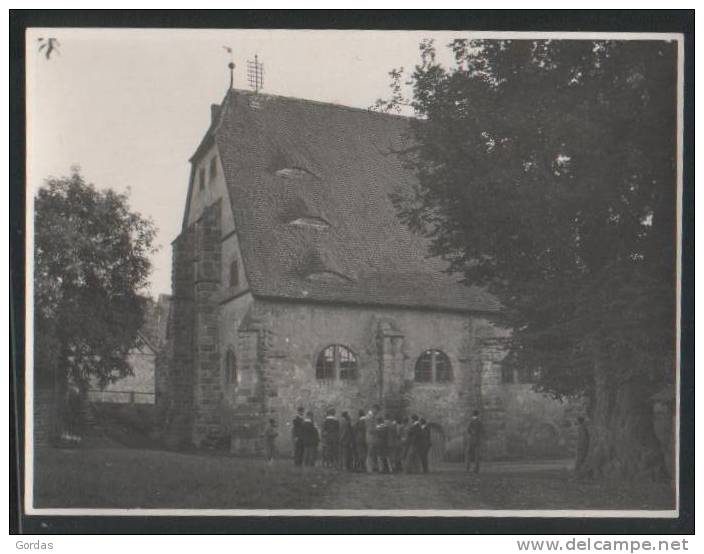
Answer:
159;225;196;448
162;161;577;459
213;298;576;461
191;200;223;445
217;299;493;457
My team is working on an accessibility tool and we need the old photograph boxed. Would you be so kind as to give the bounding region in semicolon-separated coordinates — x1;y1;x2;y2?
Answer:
22;26;684;517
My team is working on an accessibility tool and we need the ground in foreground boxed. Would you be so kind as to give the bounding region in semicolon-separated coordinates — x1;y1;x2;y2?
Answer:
33;447;675;511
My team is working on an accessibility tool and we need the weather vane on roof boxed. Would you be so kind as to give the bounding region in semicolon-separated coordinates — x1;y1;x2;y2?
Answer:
247;55;264;93
223;46;235;89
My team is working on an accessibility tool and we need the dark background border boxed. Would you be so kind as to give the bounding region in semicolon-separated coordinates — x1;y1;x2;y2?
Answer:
9;9;695;535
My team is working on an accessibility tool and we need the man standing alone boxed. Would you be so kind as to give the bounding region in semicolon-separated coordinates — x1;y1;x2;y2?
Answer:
465;410;483;473
292;406;305;467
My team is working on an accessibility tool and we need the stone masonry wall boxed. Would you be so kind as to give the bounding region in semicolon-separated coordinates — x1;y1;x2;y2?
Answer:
159;226;196;448
191;200;223;445
215;298;576;461
223;300;489;457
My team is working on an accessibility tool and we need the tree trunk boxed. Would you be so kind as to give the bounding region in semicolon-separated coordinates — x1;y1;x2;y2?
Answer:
580;353;668;482
51;344;70;443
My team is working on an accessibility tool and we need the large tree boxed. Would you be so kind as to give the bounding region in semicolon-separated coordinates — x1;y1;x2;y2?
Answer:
34;171;157;434
383;39;677;480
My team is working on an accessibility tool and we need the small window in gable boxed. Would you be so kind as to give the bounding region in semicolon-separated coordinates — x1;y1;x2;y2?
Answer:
229;258;240;288
224;348;237;385
209;156;218;182
198;167;206;191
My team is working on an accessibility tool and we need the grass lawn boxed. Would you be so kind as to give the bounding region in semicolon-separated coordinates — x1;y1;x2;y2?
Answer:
33;447;338;509
32;447;676;511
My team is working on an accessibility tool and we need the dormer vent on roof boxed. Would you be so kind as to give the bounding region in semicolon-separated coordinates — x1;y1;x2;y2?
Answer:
289;216;329;229
280;195;331;229
275;167;314;179
298;246;355;283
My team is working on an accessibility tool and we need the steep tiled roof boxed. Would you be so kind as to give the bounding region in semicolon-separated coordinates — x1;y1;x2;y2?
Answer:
211;90;500;314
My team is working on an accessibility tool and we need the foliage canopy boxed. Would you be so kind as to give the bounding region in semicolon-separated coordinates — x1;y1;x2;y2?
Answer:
384;39;677;402
34;171;157;388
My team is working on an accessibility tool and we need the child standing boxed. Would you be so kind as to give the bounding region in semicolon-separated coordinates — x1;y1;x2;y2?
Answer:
263;418;278;465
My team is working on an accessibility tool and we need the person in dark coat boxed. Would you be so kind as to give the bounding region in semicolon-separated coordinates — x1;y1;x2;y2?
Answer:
404;414;422;473
339;411;355;471
301;411;320;467
292;406;305;466
398;416;410;470
465;410;483;473
353;409;367;472
419;418;432;473
365;406;381;472
376;417;392;473
575;416;590;472
321;407;341;468
386;415;401;473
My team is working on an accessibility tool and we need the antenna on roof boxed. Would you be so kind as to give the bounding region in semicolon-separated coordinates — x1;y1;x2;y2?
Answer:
223;46;235;89
247;54;264;93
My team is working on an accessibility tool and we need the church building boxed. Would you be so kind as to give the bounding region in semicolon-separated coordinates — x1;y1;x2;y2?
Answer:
157;87;576;461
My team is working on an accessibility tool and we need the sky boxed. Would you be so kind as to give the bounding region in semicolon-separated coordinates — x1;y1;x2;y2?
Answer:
26;28;471;297
27;29;678;297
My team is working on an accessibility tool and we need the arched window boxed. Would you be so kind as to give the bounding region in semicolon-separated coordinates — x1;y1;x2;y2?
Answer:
415;349;452;383
316;345;358;380
229;258;239;288
224;348;237;385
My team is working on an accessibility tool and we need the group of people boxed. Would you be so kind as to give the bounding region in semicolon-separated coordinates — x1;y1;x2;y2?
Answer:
264;404;484;474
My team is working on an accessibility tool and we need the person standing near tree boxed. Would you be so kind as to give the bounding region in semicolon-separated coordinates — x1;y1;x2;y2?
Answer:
64;383;83;444
465;410;483;473
575;416;590;472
